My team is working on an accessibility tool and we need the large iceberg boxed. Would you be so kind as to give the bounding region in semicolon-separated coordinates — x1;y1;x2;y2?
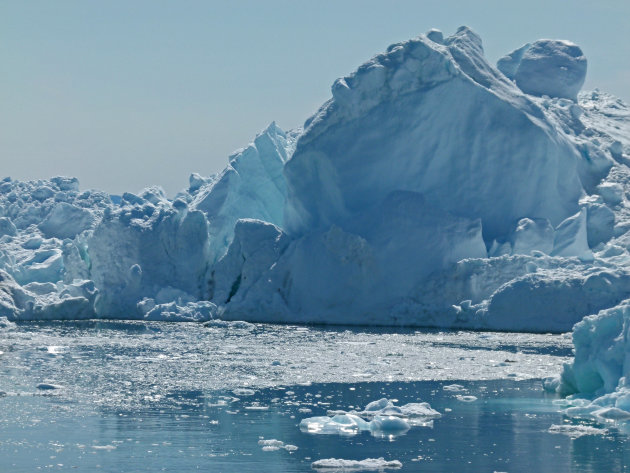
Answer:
212;27;629;330
0;26;629;334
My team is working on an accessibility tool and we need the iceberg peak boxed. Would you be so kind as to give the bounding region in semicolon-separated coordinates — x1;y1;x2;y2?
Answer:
426;28;444;45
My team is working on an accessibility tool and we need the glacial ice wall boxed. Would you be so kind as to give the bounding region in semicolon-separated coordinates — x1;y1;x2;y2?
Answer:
0;27;629;346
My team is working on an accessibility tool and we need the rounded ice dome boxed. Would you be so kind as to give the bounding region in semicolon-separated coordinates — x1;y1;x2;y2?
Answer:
498;39;587;101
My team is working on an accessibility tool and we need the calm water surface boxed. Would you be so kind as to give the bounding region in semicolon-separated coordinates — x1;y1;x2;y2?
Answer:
0;320;627;472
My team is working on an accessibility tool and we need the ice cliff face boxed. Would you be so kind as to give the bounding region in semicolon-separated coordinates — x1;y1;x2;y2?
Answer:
1;27;629;349
84;189;212;317
188;122;299;262
546;301;630;421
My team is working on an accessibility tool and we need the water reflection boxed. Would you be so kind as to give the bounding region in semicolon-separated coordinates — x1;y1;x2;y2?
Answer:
101;381;628;473
2;378;630;472
0;321;624;472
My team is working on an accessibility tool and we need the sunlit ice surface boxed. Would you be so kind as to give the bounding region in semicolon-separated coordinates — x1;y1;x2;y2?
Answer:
0;321;572;406
1;321;628;472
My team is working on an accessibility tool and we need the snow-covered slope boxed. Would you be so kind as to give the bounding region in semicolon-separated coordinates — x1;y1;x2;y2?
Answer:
0;27;629;336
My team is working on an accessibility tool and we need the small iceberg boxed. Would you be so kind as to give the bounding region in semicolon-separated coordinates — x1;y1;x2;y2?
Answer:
300;398;439;437
311;457;402;470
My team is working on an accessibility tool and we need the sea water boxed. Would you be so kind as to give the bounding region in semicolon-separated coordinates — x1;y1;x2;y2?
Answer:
0;321;627;472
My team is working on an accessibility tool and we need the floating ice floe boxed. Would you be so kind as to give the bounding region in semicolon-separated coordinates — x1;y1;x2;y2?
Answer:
548;424;607;438
300;414;372;436
300;398;439;437
258;439;298;452
244;404;269;411
311;457;402;471
91;445;117;451
455;395;478;402
36;383;63;390
232;388;256;397
360;398;441;419
442;384;466;392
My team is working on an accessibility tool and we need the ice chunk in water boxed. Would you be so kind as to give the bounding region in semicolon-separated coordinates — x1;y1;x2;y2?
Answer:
312;457;402;470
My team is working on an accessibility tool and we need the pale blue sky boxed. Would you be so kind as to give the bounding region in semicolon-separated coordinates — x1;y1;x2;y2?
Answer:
2;0;629;195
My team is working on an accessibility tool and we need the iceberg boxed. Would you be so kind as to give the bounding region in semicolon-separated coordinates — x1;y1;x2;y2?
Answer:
258;439;298;452
552;302;630;416
213;27;629;331
0;26;628;336
548;424;607;438
299;397;438;437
